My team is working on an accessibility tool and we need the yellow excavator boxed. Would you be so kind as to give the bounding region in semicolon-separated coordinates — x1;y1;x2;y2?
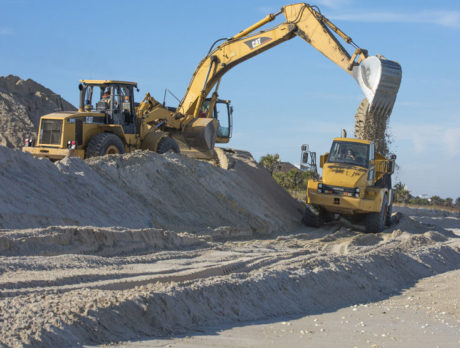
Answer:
23;3;401;166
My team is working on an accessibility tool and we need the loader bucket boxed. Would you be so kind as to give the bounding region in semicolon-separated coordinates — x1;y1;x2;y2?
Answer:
353;56;402;117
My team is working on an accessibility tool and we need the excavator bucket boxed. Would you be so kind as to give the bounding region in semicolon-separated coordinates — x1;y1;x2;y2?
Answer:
353;56;402;117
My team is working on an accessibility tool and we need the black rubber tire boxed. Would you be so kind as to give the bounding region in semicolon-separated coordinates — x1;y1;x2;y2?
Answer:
363;194;388;233
376;175;393;227
85;133;125;158
385;201;393;226
375;173;391;189
156;137;180;154
302;205;323;228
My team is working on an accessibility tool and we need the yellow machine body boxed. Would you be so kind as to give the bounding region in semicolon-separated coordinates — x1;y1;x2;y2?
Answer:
23;4;401;163
306;137;395;215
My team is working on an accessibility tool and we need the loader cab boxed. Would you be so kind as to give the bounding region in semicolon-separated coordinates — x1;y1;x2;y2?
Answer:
201;98;233;143
78;80;138;134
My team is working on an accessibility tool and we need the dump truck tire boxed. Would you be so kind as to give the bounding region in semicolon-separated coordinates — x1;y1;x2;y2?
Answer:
385;202;393;226
302;204;323;228
86;133;125;158
364;194;388;233
156;137;180;154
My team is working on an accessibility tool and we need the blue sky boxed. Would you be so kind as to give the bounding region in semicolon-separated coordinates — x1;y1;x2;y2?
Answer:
1;0;459;199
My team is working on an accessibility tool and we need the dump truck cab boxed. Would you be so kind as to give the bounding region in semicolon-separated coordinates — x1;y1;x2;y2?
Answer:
305;137;396;232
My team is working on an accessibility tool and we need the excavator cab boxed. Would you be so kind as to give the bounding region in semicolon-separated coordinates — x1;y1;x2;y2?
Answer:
201;98;233;143
78;80;138;134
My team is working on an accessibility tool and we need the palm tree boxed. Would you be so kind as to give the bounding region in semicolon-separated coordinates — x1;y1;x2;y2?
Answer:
259;154;280;175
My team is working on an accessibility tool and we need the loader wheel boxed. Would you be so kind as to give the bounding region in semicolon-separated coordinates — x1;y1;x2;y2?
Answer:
156;137;180;154
85;133;125;158
302;204;323;228
363;194;388;233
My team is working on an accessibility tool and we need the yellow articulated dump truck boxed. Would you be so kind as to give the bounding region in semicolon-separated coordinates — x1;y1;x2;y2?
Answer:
303;137;396;233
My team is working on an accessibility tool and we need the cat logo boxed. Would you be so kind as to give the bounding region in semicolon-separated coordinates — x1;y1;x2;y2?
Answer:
244;36;272;50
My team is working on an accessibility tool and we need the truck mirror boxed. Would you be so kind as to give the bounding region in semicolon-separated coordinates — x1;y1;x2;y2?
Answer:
302;152;308;164
78;83;83;91
387;161;393;173
319;153;328;168
391;154;397;160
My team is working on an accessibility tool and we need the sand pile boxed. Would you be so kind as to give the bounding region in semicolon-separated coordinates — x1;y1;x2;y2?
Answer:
0;146;303;233
0;75;75;148
0;209;458;347
0;141;458;347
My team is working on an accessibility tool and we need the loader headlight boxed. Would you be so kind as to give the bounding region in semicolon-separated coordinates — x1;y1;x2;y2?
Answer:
317;183;323;193
354;187;360;198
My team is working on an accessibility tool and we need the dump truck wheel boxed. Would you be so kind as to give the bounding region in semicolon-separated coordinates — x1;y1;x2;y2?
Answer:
385;202;393;226
85;133;125;158
302;204;323;228
156;137;180;154
363;194;388;233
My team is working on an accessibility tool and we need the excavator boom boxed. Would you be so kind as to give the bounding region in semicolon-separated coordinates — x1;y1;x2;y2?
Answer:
178;3;401;121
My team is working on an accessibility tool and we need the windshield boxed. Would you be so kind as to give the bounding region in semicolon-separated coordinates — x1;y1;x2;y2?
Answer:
327;141;370;168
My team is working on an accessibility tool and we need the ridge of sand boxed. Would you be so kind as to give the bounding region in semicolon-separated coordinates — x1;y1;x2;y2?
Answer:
0;146;303;233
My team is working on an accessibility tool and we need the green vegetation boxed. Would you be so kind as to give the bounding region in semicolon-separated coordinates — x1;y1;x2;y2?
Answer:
259;154;315;198
393;181;460;211
259;154;280;175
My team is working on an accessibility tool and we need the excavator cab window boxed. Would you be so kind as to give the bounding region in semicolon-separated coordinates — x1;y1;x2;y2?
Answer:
201;98;233;140
214;101;232;139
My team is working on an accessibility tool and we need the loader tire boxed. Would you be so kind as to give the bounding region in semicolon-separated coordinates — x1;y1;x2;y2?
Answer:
302;204;323;228
156;137;180;154
85;133;125;158
363;194;388;233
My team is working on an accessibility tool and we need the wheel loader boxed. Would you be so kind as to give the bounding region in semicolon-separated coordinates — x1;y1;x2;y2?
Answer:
303;137;396;233
23;3;401;166
22;80;232;161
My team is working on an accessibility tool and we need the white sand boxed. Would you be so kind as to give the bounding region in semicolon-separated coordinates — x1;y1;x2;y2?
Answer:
0;147;459;347
110;269;460;348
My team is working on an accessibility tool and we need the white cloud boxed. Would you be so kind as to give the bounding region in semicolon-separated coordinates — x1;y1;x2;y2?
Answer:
0;28;13;35
315;0;352;10
443;128;460;157
331;10;460;29
392;123;460;157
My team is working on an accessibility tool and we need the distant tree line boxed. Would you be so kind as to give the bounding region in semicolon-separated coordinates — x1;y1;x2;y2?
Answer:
393;181;460;209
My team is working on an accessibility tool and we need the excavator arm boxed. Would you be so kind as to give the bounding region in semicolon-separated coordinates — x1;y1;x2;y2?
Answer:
178;3;401;123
